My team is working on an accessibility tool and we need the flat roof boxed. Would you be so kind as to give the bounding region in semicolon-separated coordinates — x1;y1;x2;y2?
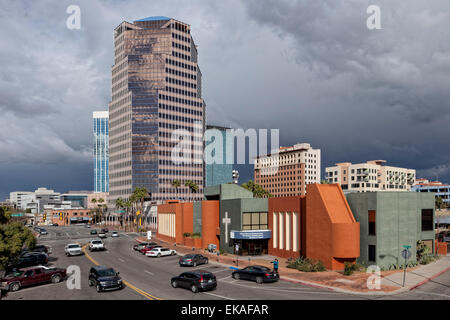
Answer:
135;16;171;22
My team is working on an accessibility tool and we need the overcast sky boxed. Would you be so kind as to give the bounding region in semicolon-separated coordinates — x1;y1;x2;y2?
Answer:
1;0;450;200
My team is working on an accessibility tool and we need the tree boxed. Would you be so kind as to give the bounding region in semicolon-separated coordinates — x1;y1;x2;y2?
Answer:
321;179;330;184
97;198;105;223
0;207;11;225
171;179;181;200
131;187;149;231
0;222;36;271
115;198;124;228
241;180;272;198
184;180;198;201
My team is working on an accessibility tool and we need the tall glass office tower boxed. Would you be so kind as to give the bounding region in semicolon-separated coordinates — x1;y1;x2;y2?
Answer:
93;111;109;193
108;17;205;205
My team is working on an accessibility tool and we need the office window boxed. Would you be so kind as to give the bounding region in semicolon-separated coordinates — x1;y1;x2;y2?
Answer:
368;245;376;262
421;209;433;231
368;210;376;235
242;212;268;230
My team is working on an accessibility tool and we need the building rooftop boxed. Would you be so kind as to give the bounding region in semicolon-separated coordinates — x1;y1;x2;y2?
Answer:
134;16;171;22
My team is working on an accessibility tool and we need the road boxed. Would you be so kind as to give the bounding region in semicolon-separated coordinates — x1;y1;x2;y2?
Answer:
2;225;449;300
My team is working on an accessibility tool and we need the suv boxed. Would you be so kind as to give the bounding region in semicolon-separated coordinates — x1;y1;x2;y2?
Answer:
88;266;123;292
8;252;48;271
171;270;217;293
0;266;66;292
65;243;83;256
146;247;176;258
89;240;105;251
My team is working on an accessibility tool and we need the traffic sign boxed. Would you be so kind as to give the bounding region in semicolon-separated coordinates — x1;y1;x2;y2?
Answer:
401;249;411;259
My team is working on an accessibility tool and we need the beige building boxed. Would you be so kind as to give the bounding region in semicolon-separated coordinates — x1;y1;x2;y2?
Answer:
108;16;205;206
254;143;321;196
326;160;415;192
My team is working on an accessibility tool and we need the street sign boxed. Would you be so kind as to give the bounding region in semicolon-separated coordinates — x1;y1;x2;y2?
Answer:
401;249;412;259
402;245;411;249
147;231;152;240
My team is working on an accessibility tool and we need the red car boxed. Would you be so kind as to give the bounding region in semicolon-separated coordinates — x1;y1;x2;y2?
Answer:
140;245;162;255
0;266;67;292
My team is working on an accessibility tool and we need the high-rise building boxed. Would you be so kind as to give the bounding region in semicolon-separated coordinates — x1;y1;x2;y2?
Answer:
254;143;321;197
325;160;415;192
205;125;233;187
93;111;109;193
108;17;205;205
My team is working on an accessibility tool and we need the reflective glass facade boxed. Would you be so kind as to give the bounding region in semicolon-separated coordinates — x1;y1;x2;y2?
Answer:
93;112;109;192
109;17;205;205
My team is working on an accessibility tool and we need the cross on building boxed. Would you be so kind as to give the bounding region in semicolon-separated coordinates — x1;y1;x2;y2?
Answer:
222;211;231;243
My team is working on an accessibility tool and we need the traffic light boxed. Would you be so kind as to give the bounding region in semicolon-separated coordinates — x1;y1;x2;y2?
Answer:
43;214;46;221
59;212;63;220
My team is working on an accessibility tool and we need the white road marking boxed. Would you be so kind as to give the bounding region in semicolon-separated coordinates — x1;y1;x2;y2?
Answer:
218;275;232;281
144;270;154;276
118;258;125;262
202;292;234;300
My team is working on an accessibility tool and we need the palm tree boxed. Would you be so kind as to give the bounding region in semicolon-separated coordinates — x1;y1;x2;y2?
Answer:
90;198;98;223
97;198;105;224
171;179;181;200
435;196;447;230
115;198;124;228
124;199;132;232
184;180;199;201
131;187;149;231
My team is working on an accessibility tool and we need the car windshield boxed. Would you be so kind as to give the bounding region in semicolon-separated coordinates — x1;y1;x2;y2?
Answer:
183;254;195;259
68;245;80;249
97;268;116;277
256;266;270;272
92;241;102;244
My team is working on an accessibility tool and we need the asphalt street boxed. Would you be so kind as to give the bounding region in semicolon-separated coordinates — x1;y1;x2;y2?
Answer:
2;225;449;300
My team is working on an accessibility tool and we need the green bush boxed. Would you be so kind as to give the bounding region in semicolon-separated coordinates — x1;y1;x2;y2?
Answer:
183;232;191;237
190;232;201;239
343;262;363;276
287;257;326;272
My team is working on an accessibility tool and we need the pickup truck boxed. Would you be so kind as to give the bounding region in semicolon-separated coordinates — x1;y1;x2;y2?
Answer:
65;243;83;256
89;239;105;251
0;266;66;292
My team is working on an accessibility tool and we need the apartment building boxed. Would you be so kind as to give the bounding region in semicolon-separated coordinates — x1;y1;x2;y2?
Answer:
326;160;415;192
108;16;205;206
254;143;321;196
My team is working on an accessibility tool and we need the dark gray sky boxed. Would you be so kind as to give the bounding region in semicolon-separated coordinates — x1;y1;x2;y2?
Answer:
1;0;450;200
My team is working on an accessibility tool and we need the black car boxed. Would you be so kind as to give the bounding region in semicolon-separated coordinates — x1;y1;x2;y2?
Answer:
8;252;48;271
101;228;109;233
90;230;98;235
88;266;123;292
171;270;217;293
38;228;48;235
231;265;279;284
22;245;51;255
179;254;209;267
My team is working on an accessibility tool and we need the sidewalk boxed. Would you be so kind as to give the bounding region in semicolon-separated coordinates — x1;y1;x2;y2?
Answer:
136;235;450;296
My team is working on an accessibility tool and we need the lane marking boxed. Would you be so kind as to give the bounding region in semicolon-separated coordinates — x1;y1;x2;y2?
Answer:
118;258;125;262
203;292;234;300
144;270;155;276
81;244;162;300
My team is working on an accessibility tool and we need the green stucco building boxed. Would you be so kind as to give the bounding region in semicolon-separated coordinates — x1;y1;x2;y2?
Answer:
346;192;435;269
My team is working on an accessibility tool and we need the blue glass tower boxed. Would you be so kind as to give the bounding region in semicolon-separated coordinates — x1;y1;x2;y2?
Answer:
205;125;233;187
93;111;109;192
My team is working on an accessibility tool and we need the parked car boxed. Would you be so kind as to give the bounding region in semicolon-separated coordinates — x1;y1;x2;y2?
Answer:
39;228;48;235
98;232;107;239
179;254;209;267
111;231;119;238
85;224;91;228
171;270;217;293
52;223;59;226
231;265;279;284
139;244;161;255
146;247;176;258
65;243;83;256
133;242;156;251
88;266;123;292
89;239;105;251
101;228;109;233
0;266;67;292
8;252;48;271
21;245;52;256
90;230;97;235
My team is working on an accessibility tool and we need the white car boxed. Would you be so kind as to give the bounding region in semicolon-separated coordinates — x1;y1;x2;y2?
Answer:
65;243;83;256
146;247;176;258
89;239;105;251
111;231;119;238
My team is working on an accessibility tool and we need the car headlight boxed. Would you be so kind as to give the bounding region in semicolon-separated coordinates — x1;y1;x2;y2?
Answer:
1;282;7;287
117;279;122;284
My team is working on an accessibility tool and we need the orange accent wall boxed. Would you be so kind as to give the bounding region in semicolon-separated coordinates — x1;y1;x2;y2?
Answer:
305;184;360;270
201;200;220;250
435;240;448;256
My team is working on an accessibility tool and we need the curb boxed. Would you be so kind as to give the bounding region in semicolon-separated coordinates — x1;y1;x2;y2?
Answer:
408;266;450;291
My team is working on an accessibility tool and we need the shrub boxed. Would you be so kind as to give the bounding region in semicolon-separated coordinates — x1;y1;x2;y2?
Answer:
183;232;191;237
287;257;326;272
190;232;201;239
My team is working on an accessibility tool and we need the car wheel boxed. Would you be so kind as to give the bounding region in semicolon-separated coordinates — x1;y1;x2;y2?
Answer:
193;262;197;267
233;273;240;280
205;259;208;264
171;251;176;256
191;284;199;293
96;285;101;292
9;282;20;292
171;280;178;288
256;277;263;284
51;274;61;283
157;253;161;258
88;279;94;287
